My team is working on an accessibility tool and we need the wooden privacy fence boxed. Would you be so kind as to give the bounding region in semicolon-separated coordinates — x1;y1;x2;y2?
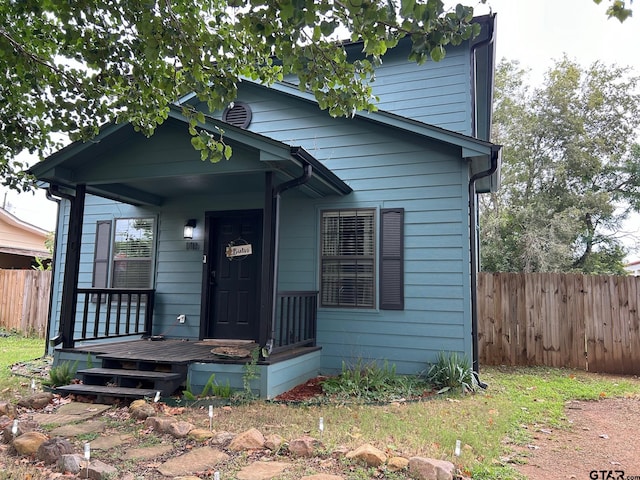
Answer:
478;272;640;375
0;270;51;337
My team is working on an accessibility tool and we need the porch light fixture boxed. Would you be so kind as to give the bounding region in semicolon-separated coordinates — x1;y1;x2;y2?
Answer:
183;219;197;239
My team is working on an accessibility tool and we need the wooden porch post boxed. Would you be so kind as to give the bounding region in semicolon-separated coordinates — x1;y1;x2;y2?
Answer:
59;184;86;348
259;172;276;347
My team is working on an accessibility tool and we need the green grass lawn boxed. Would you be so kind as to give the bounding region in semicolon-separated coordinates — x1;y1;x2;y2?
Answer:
0;333;46;399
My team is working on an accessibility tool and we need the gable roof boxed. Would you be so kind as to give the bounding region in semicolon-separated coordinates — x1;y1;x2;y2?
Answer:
0;208;51;258
259;81;499;157
29;108;352;206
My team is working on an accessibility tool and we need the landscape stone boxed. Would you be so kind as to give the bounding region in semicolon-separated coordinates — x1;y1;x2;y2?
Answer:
57;402;111;416
211;431;236;446
90;433;133;450
2;419;38;443
58;453;85;474
0;415;10;432
85;459;118;480
17;392;53;410
408;456;455;480
13;431;49;456
288;435;318;457
229;427;265;451
0;402;16;417
144;415;177;433
30;402;111;426
157;447;229;477
387;456;409;471
37;437;74;464
331;445;350;458
264;433;285;451
300;475;344;480
236;461;291;480
345;443;387;467
167;420;194;438
188;428;215;441
50;419;105;437
129;399;156;419
123;444;174;460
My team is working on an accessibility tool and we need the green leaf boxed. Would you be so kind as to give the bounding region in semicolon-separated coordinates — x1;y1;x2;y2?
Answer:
430;45;445;62
400;0;415;17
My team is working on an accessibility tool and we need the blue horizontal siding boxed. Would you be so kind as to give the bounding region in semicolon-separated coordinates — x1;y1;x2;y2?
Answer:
49;47;476;374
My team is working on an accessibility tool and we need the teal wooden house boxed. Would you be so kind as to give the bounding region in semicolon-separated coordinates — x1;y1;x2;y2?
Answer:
31;14;501;400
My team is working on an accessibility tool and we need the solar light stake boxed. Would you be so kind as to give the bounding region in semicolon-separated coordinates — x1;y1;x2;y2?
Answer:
31;378;36;392
319;417;324;437
454;439;461;456
214;471;220;480
154;391;161;403
11;420;18;437
84;443;91;478
209;404;214;431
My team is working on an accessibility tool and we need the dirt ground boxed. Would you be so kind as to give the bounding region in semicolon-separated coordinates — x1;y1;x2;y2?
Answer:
514;397;640;479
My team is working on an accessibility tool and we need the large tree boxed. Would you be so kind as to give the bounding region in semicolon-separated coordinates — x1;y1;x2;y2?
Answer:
0;0;634;191
481;58;640;274
1;0;487;191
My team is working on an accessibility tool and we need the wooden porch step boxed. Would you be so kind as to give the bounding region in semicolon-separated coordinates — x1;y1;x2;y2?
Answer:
77;368;182;381
76;367;186;397
55;384;159;399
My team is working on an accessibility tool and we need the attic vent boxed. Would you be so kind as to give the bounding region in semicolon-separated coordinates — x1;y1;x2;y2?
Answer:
222;102;252;129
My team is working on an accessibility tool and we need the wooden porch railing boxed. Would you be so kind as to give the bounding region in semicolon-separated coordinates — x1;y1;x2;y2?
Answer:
272;291;318;353
75;288;155;344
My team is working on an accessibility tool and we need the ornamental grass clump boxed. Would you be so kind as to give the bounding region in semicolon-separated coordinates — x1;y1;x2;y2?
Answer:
321;358;431;402
425;351;478;393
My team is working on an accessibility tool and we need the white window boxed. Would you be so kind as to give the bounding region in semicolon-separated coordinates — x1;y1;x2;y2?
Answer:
112;218;155;288
93;217;155;289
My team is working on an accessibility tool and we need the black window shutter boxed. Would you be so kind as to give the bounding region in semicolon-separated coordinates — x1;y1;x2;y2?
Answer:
379;208;404;310
92;221;112;294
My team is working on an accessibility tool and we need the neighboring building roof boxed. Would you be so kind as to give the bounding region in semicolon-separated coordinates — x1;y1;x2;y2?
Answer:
0;208;51;259
625;259;640;275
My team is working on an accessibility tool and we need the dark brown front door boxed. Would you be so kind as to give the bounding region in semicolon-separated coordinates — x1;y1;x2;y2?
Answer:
202;210;262;340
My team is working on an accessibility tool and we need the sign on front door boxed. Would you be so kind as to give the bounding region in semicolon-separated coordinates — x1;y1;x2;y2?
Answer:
226;243;252;258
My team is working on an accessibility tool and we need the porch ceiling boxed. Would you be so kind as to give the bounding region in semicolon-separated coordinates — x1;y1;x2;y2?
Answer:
30;114;352;206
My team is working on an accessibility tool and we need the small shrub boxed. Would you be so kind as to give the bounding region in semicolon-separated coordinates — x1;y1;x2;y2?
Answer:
321;358;430;402
425;351;478;393
183;373;234;400
43;360;78;387
211;379;233;398
230;348;260;403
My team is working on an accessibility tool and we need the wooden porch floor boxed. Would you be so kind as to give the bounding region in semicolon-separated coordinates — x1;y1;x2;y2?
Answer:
63;338;319;365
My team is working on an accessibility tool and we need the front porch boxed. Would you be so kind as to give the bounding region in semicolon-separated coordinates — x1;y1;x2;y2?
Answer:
55;338;322;400
66;288;319;354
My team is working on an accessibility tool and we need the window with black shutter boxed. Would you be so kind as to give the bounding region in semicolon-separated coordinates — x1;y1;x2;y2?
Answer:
379;208;404;310
320;209;375;308
112;218;155;288
92;217;155;291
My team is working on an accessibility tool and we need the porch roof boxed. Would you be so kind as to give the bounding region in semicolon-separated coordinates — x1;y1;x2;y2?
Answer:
29;108;352;206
